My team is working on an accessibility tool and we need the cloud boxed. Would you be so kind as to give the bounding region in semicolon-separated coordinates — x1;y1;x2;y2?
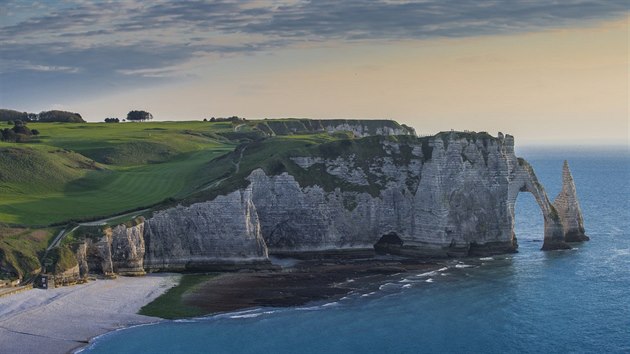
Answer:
0;0;626;108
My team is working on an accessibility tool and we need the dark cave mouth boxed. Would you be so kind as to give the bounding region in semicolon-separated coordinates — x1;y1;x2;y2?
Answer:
374;233;404;255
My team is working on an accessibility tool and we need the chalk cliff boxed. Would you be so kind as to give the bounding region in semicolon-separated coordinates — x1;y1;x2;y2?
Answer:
69;129;588;276
143;188;269;271
247;132;579;257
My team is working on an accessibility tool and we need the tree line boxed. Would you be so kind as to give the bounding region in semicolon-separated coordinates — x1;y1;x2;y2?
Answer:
0;109;85;123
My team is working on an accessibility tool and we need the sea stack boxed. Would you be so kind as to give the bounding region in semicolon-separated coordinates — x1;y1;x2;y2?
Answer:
553;160;590;242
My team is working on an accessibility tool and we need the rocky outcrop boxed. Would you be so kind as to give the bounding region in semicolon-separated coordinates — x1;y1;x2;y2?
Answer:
73;220;147;277
553;161;589;242
74;242;89;278
110;223;146;275
143;188;269;271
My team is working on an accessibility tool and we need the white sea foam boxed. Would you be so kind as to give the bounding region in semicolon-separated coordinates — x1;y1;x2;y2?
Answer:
213;308;260;320
322;302;338;307
425;278;434;283
379;283;398;290
229;313;263;319
437;267;449;272
296;306;321;311
455;264;473;268
229;310;277;319
399;278;422;283
479;257;493;261
361;292;377;297
415;271;437;277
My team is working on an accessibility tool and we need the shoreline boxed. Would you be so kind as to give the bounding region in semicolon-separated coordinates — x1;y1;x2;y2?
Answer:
0;257;449;354
0;273;180;354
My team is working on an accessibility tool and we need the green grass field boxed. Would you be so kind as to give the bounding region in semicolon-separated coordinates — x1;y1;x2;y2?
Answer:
0;121;238;226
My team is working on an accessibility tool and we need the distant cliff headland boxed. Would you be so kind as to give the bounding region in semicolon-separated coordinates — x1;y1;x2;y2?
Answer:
0;115;588;286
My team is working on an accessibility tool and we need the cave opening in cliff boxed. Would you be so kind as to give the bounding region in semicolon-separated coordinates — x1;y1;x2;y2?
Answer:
374;232;404;255
515;192;545;243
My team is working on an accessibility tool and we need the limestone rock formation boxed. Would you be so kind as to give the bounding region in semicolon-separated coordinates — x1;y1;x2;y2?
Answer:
554;161;589;242
86;232;114;276
143;188;270;271
74;242;89;278
510;158;570;251
72;220;146;277
110;222;146;275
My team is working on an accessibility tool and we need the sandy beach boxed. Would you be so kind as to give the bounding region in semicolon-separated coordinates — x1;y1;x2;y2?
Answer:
0;274;180;354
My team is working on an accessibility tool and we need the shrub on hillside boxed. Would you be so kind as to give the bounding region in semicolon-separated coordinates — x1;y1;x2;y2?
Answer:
0;121;37;142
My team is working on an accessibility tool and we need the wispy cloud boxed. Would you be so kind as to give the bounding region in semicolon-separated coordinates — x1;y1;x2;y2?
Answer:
0;0;626;107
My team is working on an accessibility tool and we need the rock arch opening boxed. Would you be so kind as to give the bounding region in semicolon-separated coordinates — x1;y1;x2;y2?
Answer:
374;232;404;255
514;192;545;244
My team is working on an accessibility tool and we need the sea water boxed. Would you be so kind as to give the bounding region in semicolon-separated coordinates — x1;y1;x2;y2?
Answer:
82;147;630;354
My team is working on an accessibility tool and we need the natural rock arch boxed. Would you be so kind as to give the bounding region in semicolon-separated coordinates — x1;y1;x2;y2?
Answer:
509;159;588;250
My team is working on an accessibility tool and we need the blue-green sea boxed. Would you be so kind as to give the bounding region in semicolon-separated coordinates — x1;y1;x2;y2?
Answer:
82;147;630;354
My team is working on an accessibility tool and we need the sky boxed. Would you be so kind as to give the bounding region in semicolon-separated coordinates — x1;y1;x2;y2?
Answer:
0;0;627;146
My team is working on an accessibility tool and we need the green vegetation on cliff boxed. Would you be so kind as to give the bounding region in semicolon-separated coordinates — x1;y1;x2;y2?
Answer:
184;133;428;204
0;226;55;279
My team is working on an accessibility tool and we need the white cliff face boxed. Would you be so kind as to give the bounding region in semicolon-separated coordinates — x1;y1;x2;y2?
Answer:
110;223;146;275
249;133;525;257
143;187;269;271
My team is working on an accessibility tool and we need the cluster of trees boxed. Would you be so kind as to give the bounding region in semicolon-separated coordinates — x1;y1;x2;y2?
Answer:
127;110;153;122
0;109;85;123
206;116;246;122
104;118;121;123
1;120;39;142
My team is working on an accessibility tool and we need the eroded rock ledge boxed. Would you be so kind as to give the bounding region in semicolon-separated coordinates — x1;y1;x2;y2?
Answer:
67;131;588;277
